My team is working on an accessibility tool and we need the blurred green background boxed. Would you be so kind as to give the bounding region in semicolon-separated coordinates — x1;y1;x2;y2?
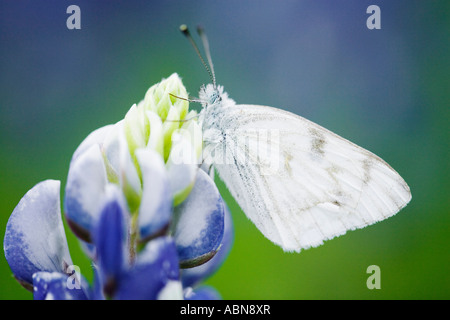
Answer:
0;0;448;299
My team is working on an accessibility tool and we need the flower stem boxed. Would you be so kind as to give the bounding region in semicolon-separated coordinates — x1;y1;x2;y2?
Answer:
129;211;139;263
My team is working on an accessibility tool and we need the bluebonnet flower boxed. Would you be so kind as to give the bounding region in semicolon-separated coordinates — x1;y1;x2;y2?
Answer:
3;74;233;300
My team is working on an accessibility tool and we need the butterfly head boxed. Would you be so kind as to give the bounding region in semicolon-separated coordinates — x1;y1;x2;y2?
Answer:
199;83;222;107
198;83;235;109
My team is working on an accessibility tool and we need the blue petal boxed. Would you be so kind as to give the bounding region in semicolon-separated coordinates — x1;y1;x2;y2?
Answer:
172;169;225;268
136;149;172;242
184;285;221;300
3;180;73;290
181;205;233;287
115;237;180;300
94;185;129;297
33;272;88;300
90;265;106;300
64;144;108;242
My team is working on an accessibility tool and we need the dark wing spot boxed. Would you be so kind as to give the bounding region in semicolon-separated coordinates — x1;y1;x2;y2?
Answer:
332;200;342;207
362;158;372;184
309;128;326;159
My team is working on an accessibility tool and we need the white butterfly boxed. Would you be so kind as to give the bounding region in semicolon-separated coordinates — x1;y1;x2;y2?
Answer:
181;25;411;252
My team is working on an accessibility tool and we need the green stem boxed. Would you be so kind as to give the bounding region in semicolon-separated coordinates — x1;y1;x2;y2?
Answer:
129;211;139;263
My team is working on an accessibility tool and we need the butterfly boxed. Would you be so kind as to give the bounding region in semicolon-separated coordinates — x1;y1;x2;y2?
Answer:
179;25;411;252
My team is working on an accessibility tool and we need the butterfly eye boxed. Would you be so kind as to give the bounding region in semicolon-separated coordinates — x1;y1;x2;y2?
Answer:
212;90;222;103
208;91;220;104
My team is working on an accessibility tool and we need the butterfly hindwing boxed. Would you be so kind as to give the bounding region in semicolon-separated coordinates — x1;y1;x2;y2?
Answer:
209;104;411;252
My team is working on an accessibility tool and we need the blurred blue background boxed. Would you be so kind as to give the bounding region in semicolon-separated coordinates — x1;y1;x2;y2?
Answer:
0;0;448;299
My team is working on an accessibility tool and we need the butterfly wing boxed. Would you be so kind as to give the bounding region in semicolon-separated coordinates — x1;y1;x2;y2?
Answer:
209;104;411;252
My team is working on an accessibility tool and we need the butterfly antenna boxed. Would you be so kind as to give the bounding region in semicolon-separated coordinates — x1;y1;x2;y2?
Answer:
164;113;200;123
169;92;205;104
180;24;216;87
196;25;216;88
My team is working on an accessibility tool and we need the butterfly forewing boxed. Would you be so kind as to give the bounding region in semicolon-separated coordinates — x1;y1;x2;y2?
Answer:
209;104;411;252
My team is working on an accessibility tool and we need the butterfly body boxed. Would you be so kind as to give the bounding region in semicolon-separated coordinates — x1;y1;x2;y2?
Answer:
198;83;411;252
